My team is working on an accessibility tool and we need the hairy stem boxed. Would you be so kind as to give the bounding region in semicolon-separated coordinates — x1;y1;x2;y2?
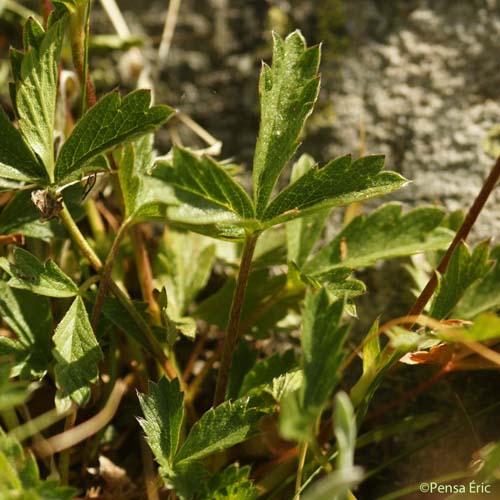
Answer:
408;155;500;320
213;233;259;406
59;205;177;379
91;222;128;331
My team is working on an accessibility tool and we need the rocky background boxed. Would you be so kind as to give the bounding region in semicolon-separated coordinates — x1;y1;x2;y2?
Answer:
91;0;500;240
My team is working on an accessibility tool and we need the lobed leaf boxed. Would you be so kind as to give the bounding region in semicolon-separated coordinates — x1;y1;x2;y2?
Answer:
262;156;407;227
200;464;259;500
305;203;453;274
0;247;78;298
153;148;256;240
52;297;103;406
55;90;174;184
253;31;320;216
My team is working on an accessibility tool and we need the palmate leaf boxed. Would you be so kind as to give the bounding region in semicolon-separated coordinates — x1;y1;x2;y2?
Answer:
0;247;78;298
262;155;407;227
53;297;103;406
253;31;320;216
0;282;52;378
0;107;45;183
153;148;256;240
175;398;261;464
14;16;65;181
304;203;454;274
137;378;184;474
54;90;174;184
430;241;492;320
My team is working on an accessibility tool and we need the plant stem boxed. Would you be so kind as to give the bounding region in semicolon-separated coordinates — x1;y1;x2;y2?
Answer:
59;410;77;485
213;233;259;406
91;222;128;330
131;225;162;323
59;205;177;379
295;442;308;499
408;155;500;320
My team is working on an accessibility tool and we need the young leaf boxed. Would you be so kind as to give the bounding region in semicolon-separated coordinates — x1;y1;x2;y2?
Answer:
0;282;52;378
54;90;174;184
455;244;500;319
430;241;492;319
304;203;453;274
138;378;184;474
262;156;407;227
253;31;320;216
0;247;78;298
118;136;174;223
0;107;46;183
175;398;261;464
15;17;65;180
52;297;103;406
286;154;330;267
153;148;256;240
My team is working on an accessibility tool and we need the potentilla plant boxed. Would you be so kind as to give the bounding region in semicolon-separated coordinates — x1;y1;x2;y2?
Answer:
0;3;499;500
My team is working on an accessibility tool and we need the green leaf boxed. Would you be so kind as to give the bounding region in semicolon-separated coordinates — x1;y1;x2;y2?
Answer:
280;289;348;442
0;432;76;499
455;245;500;318
200;464;259;500
15;17;65;181
262;156;407;227
54;89;174;184
301;289;348;413
446;314;500;343
138;378;184;474
431;241;492;319
253;31;320;215
305;204;453;273
238;349;296;397
0;282;52;378
175;398;261;464
118;136;173;223
0;248;78;298
0;107;45;182
286;154;330;267
52;297;103;406
154;229;216;316
153;148;255;240
0;362;36;411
